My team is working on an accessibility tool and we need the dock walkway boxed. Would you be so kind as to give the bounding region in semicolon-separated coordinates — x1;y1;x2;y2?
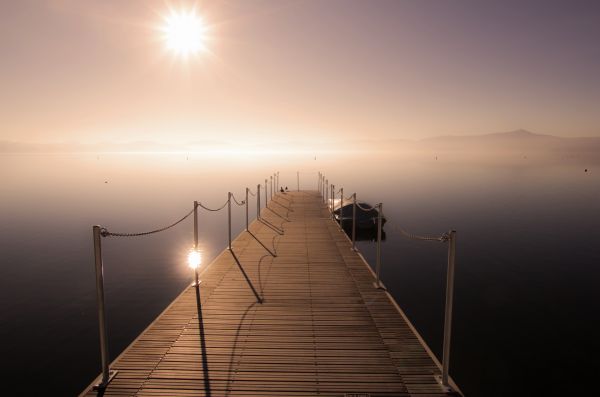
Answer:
82;191;459;396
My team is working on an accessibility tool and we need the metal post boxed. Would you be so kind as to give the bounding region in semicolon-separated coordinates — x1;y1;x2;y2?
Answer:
318;172;320;192
245;188;249;231
193;201;199;286
270;175;273;200
339;188;344;229
228;192;232;250
265;179;268;203
331;184;335;217
297;171;300;191
319;174;322;198
325;179;328;204
257;184;261;219
92;225;116;389
194;201;199;248
442;230;457;387
375;203;383;289
352;193;357;250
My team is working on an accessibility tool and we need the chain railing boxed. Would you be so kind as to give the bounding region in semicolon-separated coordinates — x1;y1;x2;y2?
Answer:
91;172;280;390
317;171;458;393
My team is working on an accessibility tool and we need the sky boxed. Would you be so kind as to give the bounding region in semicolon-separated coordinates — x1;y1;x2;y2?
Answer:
1;0;599;146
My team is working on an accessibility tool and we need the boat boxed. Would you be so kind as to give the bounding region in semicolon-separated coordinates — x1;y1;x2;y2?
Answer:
332;202;386;230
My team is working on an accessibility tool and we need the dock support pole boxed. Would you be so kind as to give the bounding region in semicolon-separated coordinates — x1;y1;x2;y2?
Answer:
442;230;457;388
331;184;335;218
265;179;268;203
352;193;357;250
245;188;249;231
270;175;273;201
325;179;328;205
257;184;261;219
339;188;344;229
297;171;300;191
375;203;384;289
228;192;232;250
193;202;199;286
92;225;117;389
318;172;321;193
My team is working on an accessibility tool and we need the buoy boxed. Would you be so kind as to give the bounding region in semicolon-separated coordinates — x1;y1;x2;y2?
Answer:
585;169;588;172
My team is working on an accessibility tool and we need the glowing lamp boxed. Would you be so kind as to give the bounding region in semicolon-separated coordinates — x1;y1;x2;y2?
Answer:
187;249;201;269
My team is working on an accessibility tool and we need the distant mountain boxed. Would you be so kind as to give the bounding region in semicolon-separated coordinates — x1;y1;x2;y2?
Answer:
416;129;600;155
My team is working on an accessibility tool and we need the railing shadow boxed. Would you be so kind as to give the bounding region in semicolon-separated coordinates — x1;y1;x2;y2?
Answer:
273;193;293;207
258;218;284;235
223;300;257;397
229;249;263;303
265;206;290;222
194;285;212;397
247;231;277;257
271;197;293;212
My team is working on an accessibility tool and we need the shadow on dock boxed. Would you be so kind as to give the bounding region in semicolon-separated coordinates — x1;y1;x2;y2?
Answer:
229;249;263;303
223;301;257;396
247;230;277;257
194;285;212;397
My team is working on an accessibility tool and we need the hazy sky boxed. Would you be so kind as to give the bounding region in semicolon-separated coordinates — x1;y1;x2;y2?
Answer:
1;0;599;145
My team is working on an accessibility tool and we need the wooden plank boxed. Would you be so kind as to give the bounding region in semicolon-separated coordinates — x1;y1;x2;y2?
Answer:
81;191;460;397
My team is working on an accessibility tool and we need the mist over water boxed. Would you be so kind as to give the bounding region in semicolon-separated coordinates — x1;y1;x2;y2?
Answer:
1;152;599;396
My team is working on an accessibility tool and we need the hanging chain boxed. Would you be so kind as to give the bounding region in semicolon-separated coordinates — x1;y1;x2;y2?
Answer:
231;194;246;206
198;199;230;212
100;208;194;237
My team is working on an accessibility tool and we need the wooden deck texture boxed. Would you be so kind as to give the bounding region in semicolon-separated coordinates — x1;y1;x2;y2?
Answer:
82;191;459;397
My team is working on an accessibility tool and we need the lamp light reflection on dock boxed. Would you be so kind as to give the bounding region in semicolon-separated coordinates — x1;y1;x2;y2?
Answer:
188;249;202;286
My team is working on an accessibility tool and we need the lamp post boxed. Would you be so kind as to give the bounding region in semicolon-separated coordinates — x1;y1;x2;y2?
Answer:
190;201;201;286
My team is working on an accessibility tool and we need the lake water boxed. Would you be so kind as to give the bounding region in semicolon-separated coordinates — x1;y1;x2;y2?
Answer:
1;152;599;396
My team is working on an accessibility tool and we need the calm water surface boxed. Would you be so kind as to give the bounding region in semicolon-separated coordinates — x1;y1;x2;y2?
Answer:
1;153;599;396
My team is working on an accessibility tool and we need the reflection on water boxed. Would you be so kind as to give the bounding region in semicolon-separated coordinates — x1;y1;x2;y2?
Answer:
1;152;599;396
340;223;387;242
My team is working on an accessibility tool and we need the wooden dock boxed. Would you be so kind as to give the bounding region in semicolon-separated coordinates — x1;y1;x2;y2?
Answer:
81;191;461;397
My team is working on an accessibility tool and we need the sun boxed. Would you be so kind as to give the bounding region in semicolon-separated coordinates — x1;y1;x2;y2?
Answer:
161;9;207;57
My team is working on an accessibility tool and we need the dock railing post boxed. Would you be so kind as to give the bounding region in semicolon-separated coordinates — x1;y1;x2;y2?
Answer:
297;171;300;191
352;193;357;250
442;230;457;388
227;192;232;250
318;172;320;192
265;179;268;203
257;184;261;219
375;203;384;289
339;188;344;229
193;201;199;286
325;179;328;205
92;225;116;389
331;184;335;218
245;188;249;231
270;175;273;201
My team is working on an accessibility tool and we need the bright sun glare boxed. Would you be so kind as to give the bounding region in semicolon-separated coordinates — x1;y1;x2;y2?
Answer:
161;9;207;57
